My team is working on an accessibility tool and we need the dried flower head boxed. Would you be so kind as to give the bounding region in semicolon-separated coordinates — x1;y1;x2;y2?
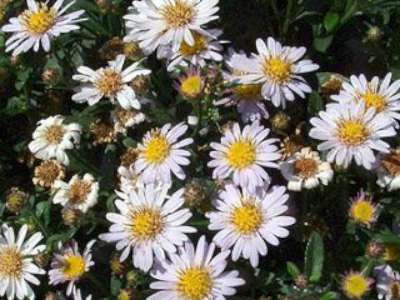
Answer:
99;37;124;60
90;120;118;145
120;147;140;168
33;159;65;189
41;68;60;85
6;187;28;214
271;112;291;132
183;179;207;209
321;74;344;99
62;207;83;227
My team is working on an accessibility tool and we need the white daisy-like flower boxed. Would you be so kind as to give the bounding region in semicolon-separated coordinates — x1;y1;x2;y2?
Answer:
48;240;96;296
206;183;295;268
124;0;220;55
0;224;46;300
233;37;319;108
1;0;85;56
215;51;269;123
309;101;396;169
134;122;193;184
117;165;144;194
375;148;400;191
374;265;400;300
99;184;196;272
53;173;99;213
72;55;151;110
72;288;92;300
159;29;226;71
28;115;81;166
208;122;281;192
331;73;400;127
148;235;245;300
280;147;334;191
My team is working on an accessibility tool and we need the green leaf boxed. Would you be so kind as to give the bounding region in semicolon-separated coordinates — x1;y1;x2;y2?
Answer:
375;230;400;247
286;261;301;279
313;35;334;53
324;12;340;32
304;232;324;283
321;291;338;300
307;92;324;115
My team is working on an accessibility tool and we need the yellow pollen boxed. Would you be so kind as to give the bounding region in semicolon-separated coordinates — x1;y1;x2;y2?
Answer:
143;132;170;164
179;33;207;56
233;84;262;100
0;247;23;278
294;158;318;178
226;140;256;169
44;124;65;144
177;267;212;300
232;202;263;235
22;5;56;35
361;90;386;112
390;281;400;300
161;0;194;28
180;75;203;98
130;207;163;241
343;273;370;299
96;69;122;97
62;255;86;280
68;180;92;204
263;57;291;84
350;200;376;225
337;120;369;146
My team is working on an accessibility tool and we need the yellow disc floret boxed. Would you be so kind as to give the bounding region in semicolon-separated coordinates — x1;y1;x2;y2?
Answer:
130;207;164;241
177;267;213;300
22;4;56;35
62;255;86;280
0;247;23;278
232;201;263;235
263;57;291;84
143;132;170;164
337;120;369;146
226;140;256;169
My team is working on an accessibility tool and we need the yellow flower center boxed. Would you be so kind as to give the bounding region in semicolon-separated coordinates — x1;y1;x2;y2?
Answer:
130;207;164;241
232;202;263;235
226;140;256;169
0;247;23;278
294;158;318;178
96;69;123;97
179;33;207;56
384;244;400;261
177;267;213;300
22;5;56;35
350;200;375;225
263;57;291;84
232;84;262;100
44;124;65;144
143;132;170;164
343;273;370;299
62;255;86;280
180;75;203;98
361;90;386;112
337;120;369;146
390;281;400;300
68;179;92;205
161;0;194;28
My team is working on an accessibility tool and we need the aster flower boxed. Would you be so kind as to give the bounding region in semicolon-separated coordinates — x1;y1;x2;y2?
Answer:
175;68;205;100
376;148;400;191
208;121;281;192
280;147;333;191
331;73;400;127
134;122;193;184
160;29;226;71
206;183;295;268
1;0;85;56
215;51;269;123
0;224;46;300
53;174;99;213
124;0;220;55
309;101;396;169
118;165;143;194
342;271;372;299
99;184;196;272
28;115;81;166
72;55;151;110
349;190;378;227
48;240;95;296
148;235;245;300
233;37;319;108
375;265;400;300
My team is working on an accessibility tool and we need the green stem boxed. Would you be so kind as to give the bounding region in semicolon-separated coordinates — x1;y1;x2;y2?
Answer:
283;0;294;37
27;207;50;238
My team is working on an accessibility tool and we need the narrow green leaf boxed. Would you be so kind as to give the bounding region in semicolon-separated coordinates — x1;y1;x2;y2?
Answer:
286;261;301;279
324;12;340;32
304;232;324;283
